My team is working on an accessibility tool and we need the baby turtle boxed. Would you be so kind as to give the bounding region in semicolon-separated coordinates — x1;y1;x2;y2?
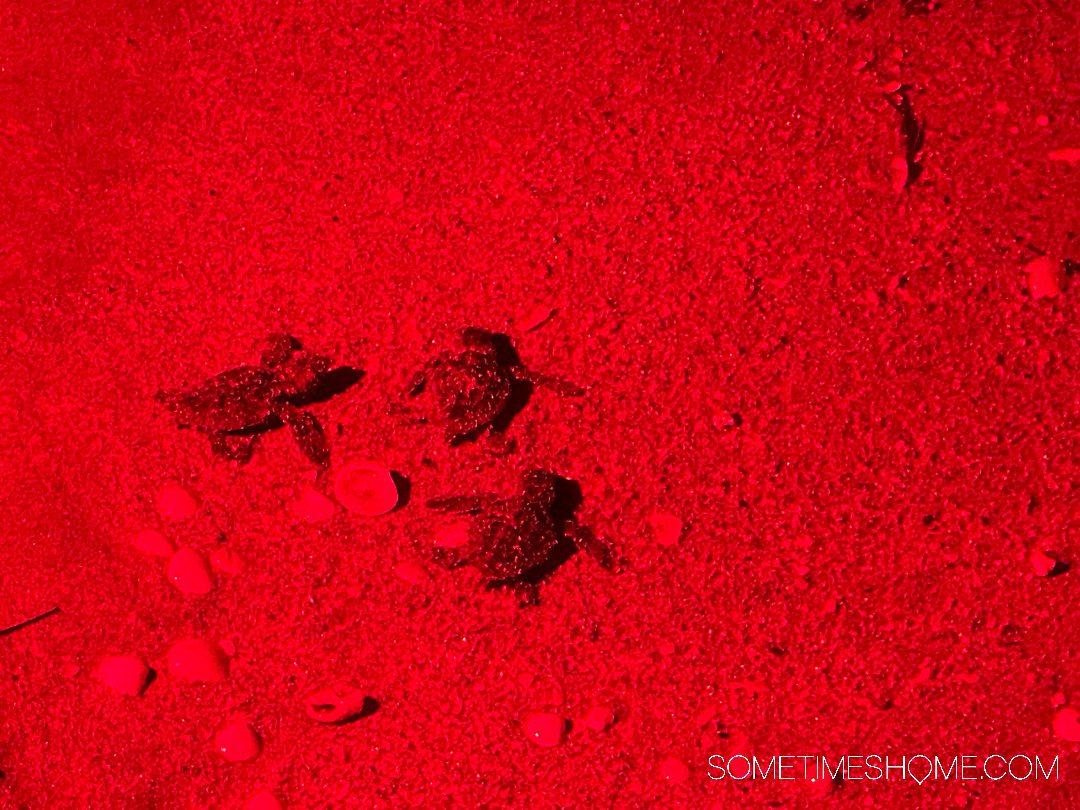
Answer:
156;334;335;467
426;470;613;600
408;327;584;445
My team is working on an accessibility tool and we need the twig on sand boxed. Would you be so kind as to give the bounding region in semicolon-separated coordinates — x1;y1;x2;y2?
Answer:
0;607;60;637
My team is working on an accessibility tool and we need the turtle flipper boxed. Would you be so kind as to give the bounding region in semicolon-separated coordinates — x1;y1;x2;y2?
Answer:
511;365;585;397
277;404;330;468
565;522;618;571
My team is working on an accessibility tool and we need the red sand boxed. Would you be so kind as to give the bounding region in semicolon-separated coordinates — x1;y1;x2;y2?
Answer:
1;1;1078;807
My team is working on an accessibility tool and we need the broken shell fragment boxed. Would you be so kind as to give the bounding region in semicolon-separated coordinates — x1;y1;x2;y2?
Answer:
304;686;376;724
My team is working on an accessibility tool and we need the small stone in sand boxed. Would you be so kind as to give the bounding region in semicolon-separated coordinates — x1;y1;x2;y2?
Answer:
1030;549;1062;577
215;720;262;762
293;488;336;523
660;755;690;784
647;512;683;546
156;484;198;521
1024;256;1061;299
524;712;566;747
334;461;399;516
584;705;615;732
95;655;151;696
134;528;175;557
518;304;556;331
167;638;229;683
167;548;215;595
1053;707;1080;742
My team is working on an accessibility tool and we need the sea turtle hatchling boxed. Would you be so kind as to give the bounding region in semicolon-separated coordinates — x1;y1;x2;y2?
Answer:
156;334;337;467
408;327;584;445
426;470;614;599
